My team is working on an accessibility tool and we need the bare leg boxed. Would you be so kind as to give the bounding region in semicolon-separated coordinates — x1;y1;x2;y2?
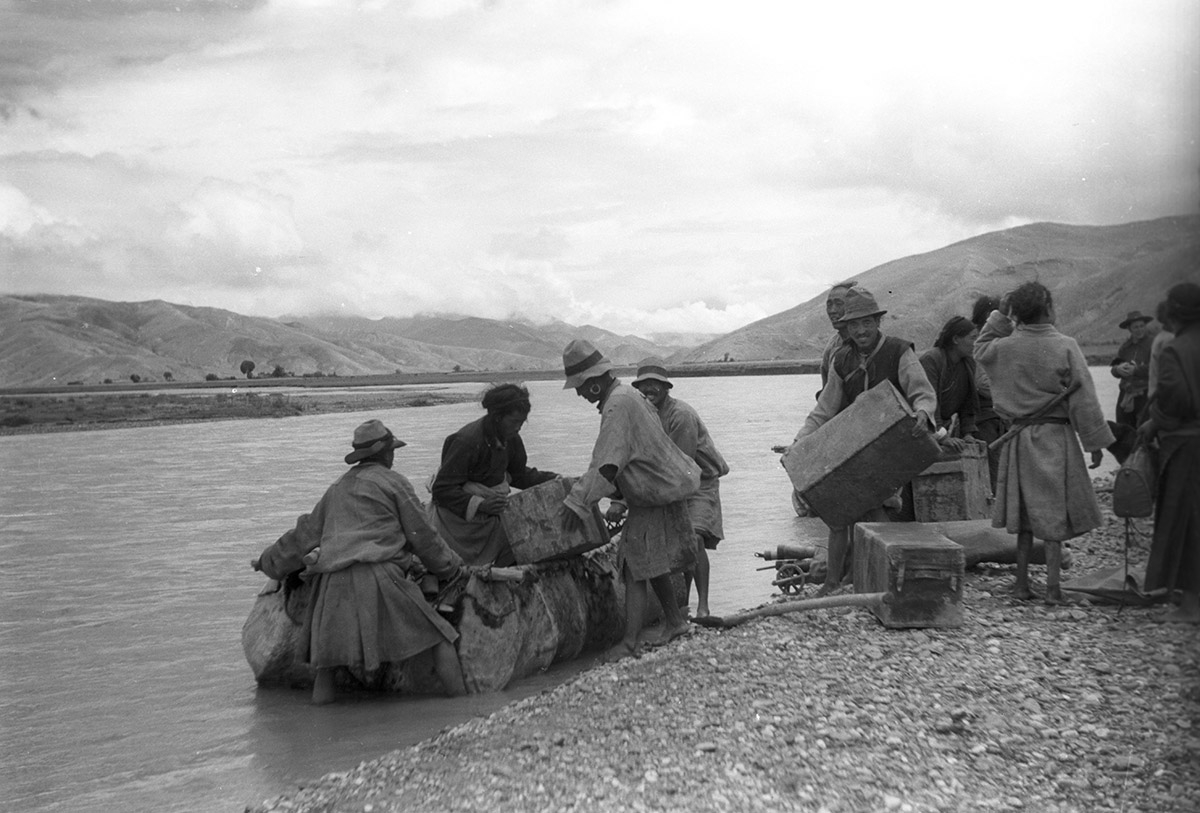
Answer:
312;667;336;705
433;640;467;696
1013;531;1033;600
815;526;847;597
693;535;711;618
650;574;688;643
604;572;646;661
1044;540;1064;605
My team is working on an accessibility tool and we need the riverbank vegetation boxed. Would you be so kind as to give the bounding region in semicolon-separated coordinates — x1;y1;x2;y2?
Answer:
0;389;478;435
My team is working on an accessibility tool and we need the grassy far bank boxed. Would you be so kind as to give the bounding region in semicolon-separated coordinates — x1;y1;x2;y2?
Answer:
0;390;480;435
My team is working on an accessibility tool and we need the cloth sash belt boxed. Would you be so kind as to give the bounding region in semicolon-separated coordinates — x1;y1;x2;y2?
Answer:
1012;415;1070;427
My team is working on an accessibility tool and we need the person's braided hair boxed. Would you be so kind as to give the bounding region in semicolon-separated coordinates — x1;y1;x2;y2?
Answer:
934;315;975;349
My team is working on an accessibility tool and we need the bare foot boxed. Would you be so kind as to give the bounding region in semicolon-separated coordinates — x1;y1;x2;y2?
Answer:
1044;587;1065;606
696;604;711;619
646;623;691;648
1012;582;1034;601
600;641;639;663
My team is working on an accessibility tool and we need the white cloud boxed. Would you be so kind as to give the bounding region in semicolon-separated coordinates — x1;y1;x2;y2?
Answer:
0;0;1196;331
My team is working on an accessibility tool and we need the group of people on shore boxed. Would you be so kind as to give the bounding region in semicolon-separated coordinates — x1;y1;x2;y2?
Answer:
252;278;1200;703
789;277;1199;622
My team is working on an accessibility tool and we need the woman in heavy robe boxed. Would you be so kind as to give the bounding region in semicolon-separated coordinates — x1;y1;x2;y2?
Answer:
1140;282;1200;623
253;419;467;704
920;316;980;446
974;282;1115;603
558;339;697;660
431;383;558;566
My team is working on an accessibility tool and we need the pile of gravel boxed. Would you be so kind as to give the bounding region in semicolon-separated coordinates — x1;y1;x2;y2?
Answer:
247;484;1198;813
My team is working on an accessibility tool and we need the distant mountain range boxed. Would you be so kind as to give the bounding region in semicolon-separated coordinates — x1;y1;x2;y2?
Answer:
677;214;1198;365
2;214;1196;388
0;297;706;387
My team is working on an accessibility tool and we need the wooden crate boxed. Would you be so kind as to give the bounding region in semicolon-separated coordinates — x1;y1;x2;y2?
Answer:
502;479;609;564
782;381;942;527
853;522;964;629
912;443;992;522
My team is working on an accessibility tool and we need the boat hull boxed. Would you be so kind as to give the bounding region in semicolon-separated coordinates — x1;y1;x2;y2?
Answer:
242;543;628;695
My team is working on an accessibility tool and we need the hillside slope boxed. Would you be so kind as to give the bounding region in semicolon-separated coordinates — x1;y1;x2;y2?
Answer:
674;215;1199;364
0;297;686;387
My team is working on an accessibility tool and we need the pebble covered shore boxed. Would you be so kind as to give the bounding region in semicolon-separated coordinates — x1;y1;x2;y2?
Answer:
247;483;1199;813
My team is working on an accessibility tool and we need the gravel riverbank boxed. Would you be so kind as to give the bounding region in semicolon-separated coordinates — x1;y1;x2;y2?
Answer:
246;483;1199;813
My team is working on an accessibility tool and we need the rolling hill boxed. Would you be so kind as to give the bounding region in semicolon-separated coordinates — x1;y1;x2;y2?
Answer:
673;215;1199;365
2;214;1196;388
0;297;694;388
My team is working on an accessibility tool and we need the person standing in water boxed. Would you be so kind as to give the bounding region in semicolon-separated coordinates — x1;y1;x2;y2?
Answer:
253;419;468;704
631;358;729;619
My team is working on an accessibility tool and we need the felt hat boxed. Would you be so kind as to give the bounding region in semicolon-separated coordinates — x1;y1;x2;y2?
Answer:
561;339;613;390
1118;310;1152;329
344;419;406;464
632;357;672;388
834;286;887;325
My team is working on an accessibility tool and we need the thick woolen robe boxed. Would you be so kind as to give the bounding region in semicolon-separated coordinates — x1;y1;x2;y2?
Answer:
564;382;697;580
658;395;729;543
431;416;558;566
1144;323;1200;594
974;312;1115;542
257;462;463;672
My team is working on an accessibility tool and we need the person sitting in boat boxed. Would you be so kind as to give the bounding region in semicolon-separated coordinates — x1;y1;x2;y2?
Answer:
974;282;1114;604
788;286;938;596
430;383;559;566
558;339;697;661
631;357;729;619
252;419;469;705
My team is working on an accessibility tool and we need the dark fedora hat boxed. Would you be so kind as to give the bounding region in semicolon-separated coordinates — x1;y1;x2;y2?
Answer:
1118;310;1152;329
345;419;406;464
561;338;613;390
632;356;672;388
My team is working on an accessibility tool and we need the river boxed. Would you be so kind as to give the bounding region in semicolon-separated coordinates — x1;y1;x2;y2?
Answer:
0;371;1122;812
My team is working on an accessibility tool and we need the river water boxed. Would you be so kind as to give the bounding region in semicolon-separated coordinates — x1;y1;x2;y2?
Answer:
0;372;1121;812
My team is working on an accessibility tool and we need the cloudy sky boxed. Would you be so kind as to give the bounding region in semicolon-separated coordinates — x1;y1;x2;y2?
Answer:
1;0;1197;336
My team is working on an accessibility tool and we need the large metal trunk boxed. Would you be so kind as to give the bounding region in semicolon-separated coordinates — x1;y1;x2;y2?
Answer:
912;443;992;522
782;381;941;527
853;522;964;629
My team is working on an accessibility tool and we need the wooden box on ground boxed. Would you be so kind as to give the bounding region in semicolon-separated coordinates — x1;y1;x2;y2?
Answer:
782;381;942;528
502;479;609;564
853;522;964;629
912;443;992;522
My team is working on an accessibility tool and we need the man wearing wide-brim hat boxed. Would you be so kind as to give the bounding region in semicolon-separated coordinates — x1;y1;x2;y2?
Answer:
558;339;698;660
632;357;730;619
1110;309;1156;429
786;285;938;596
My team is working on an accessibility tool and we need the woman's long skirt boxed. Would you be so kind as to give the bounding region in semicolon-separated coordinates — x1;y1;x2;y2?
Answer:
304;560;458;673
1144;436;1200;594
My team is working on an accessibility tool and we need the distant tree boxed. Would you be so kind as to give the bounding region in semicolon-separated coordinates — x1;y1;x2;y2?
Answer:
270;364;288;378
163;371;173;382
452;364;462;373
205;373;220;381
103;379;113;384
130;374;141;383
239;360;255;379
